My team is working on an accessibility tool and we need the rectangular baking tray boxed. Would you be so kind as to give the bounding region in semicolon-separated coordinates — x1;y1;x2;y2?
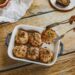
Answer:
8;25;60;66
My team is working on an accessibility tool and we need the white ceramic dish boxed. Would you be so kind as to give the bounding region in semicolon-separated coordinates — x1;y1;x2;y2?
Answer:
8;25;60;66
50;0;75;11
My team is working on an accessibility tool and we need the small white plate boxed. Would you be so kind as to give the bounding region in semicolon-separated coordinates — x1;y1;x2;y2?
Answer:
8;25;60;66
49;0;75;11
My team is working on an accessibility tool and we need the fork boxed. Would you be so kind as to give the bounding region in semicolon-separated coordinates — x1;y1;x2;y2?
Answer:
46;15;75;29
53;26;75;42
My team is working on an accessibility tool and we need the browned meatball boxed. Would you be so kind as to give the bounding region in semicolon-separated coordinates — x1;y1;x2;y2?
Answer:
13;45;27;58
27;47;39;60
29;31;42;46
15;30;28;45
42;28;57;44
56;0;70;7
39;48;53;63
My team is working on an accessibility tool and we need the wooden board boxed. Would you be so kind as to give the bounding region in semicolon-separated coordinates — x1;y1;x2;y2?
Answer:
0;0;75;74
0;52;75;75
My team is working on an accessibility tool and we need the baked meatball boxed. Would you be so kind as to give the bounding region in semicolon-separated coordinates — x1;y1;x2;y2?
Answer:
13;45;27;58
29;31;42;46
27;47;39;60
56;0;70;7
15;30;28;44
42;28;57;44
39;48;53;63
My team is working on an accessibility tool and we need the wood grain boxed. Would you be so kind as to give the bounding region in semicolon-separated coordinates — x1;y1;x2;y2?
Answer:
24;0;53;17
0;52;75;75
0;11;75;53
0;0;75;74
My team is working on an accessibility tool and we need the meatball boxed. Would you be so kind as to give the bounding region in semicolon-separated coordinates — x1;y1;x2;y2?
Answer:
39;48;53;63
13;45;27;58
56;0;70;7
27;47;39;60
42;28;56;44
29;31;42;46
15;30;28;44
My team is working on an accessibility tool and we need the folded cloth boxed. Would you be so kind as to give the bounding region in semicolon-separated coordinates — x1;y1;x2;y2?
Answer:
0;0;33;23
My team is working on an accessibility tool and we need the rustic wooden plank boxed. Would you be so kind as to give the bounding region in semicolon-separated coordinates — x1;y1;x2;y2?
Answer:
19;0;75;19
0;32;75;67
0;9;75;54
0;52;75;75
62;31;75;54
0;27;75;69
0;0;75;74
0;9;75;38
24;0;53;17
0;21;75;68
0;0;75;73
0;42;18;68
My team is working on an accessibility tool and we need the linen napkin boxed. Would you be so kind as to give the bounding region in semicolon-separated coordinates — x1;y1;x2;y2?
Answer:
0;0;33;23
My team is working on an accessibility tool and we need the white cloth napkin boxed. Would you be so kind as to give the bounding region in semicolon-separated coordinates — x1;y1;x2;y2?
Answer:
0;0;33;23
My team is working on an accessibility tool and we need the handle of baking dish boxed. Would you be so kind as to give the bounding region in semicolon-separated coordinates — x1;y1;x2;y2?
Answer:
5;33;64;56
58;42;64;57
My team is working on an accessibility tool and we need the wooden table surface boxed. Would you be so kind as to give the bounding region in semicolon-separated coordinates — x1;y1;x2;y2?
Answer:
0;0;75;75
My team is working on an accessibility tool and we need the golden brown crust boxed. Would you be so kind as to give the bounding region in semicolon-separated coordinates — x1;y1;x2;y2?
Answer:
15;30;28;45
39;48;53;63
27;47;39;60
42;28;57;44
13;45;27;58
29;32;42;47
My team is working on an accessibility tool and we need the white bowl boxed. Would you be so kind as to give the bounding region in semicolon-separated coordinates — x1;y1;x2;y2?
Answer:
8;25;60;66
50;0;75;11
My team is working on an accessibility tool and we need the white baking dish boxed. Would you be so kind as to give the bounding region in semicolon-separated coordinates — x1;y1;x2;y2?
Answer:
8;25;60;66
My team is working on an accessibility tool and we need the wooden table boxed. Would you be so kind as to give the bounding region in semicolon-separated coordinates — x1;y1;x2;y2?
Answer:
0;0;75;75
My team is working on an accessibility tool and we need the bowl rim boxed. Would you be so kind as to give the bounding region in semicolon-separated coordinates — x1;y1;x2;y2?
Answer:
0;0;9;8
